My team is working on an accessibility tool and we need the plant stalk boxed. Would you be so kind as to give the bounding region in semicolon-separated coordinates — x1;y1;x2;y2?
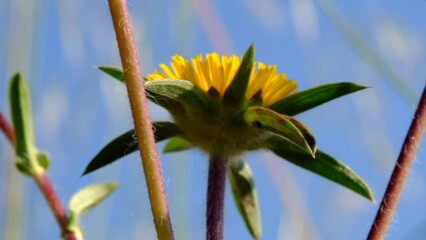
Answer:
0;111;15;145
33;173;78;240
367;85;426;240
206;153;228;240
0;112;78;240
107;0;174;239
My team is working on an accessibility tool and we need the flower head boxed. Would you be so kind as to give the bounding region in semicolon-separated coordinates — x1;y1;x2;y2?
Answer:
147;53;297;107
141;46;316;157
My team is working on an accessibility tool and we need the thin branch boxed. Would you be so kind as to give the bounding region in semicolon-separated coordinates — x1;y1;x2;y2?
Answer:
34;173;78;240
0;112;77;240
0;111;15;146
206;153;228;240
107;0;174;239
367;85;426;240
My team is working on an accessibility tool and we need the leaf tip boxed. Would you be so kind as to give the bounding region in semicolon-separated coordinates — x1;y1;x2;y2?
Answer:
81;167;93;177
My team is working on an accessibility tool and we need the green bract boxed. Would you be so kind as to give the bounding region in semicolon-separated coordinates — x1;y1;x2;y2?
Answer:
86;45;373;239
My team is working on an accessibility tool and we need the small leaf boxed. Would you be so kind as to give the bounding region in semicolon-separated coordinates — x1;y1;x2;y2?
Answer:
244;107;316;157
224;44;255;106
15;160;32;176
97;66;125;83
163;137;192;153
83;121;181;175
270;82;367;116
228;160;262;239
9;73;36;159
145;79;209;112
267;135;374;201
68;182;118;218
36;152;49;170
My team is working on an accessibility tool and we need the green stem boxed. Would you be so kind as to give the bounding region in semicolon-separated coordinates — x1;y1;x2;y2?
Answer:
107;0;174;239
206;153;228;240
367;85;426;240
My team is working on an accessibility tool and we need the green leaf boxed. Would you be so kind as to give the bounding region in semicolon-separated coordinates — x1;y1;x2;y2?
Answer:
67;182;117;240
9;73;36;159
97;67;209;112
8;73;46;175
97;66;125;83
269;82;367;116
228;160;262;239
267;136;374;201
224;44;255;106
244;107;316;157
68;182;118;218
145;79;209;112
83;121;181;175
98;65;181;110
163;137;192;153
36;152;50;170
15;160;32;176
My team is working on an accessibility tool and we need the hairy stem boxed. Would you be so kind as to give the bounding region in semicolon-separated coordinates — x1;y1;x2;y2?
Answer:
107;0;174;239
206;153;228;240
367;85;426;240
0;113;77;240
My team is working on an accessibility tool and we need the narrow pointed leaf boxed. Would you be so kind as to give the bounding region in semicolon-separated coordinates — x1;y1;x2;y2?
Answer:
224;44;254;106
163;137;192;153
267;136;374;201
98;66;125;83
145;79;209;111
97;66;168;107
83;121;181;175
68;182;118;218
9;73;36;159
244;107;316;157
270;82;367;116
97;67;208;111
228;160;262;239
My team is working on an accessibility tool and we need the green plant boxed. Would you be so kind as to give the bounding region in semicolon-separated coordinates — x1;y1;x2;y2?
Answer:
1;74;117;240
84;45;374;239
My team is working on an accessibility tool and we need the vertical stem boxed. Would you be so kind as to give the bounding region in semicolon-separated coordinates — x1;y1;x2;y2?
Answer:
367;85;426;240
206;153;228;240
107;0;174;239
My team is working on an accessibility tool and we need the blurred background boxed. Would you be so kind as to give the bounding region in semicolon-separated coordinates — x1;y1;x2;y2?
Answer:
0;0;425;239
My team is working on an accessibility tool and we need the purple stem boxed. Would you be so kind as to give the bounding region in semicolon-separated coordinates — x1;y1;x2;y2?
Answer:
367;85;426;240
206;153;228;240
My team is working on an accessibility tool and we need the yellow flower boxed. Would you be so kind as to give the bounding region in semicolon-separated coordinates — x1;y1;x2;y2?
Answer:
147;53;297;106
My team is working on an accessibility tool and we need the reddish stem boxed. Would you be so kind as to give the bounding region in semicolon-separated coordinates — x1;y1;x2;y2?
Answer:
0;112;15;146
107;0;174;239
206;153;228;240
367;85;426;240
0;112;77;240
34;173;78;240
